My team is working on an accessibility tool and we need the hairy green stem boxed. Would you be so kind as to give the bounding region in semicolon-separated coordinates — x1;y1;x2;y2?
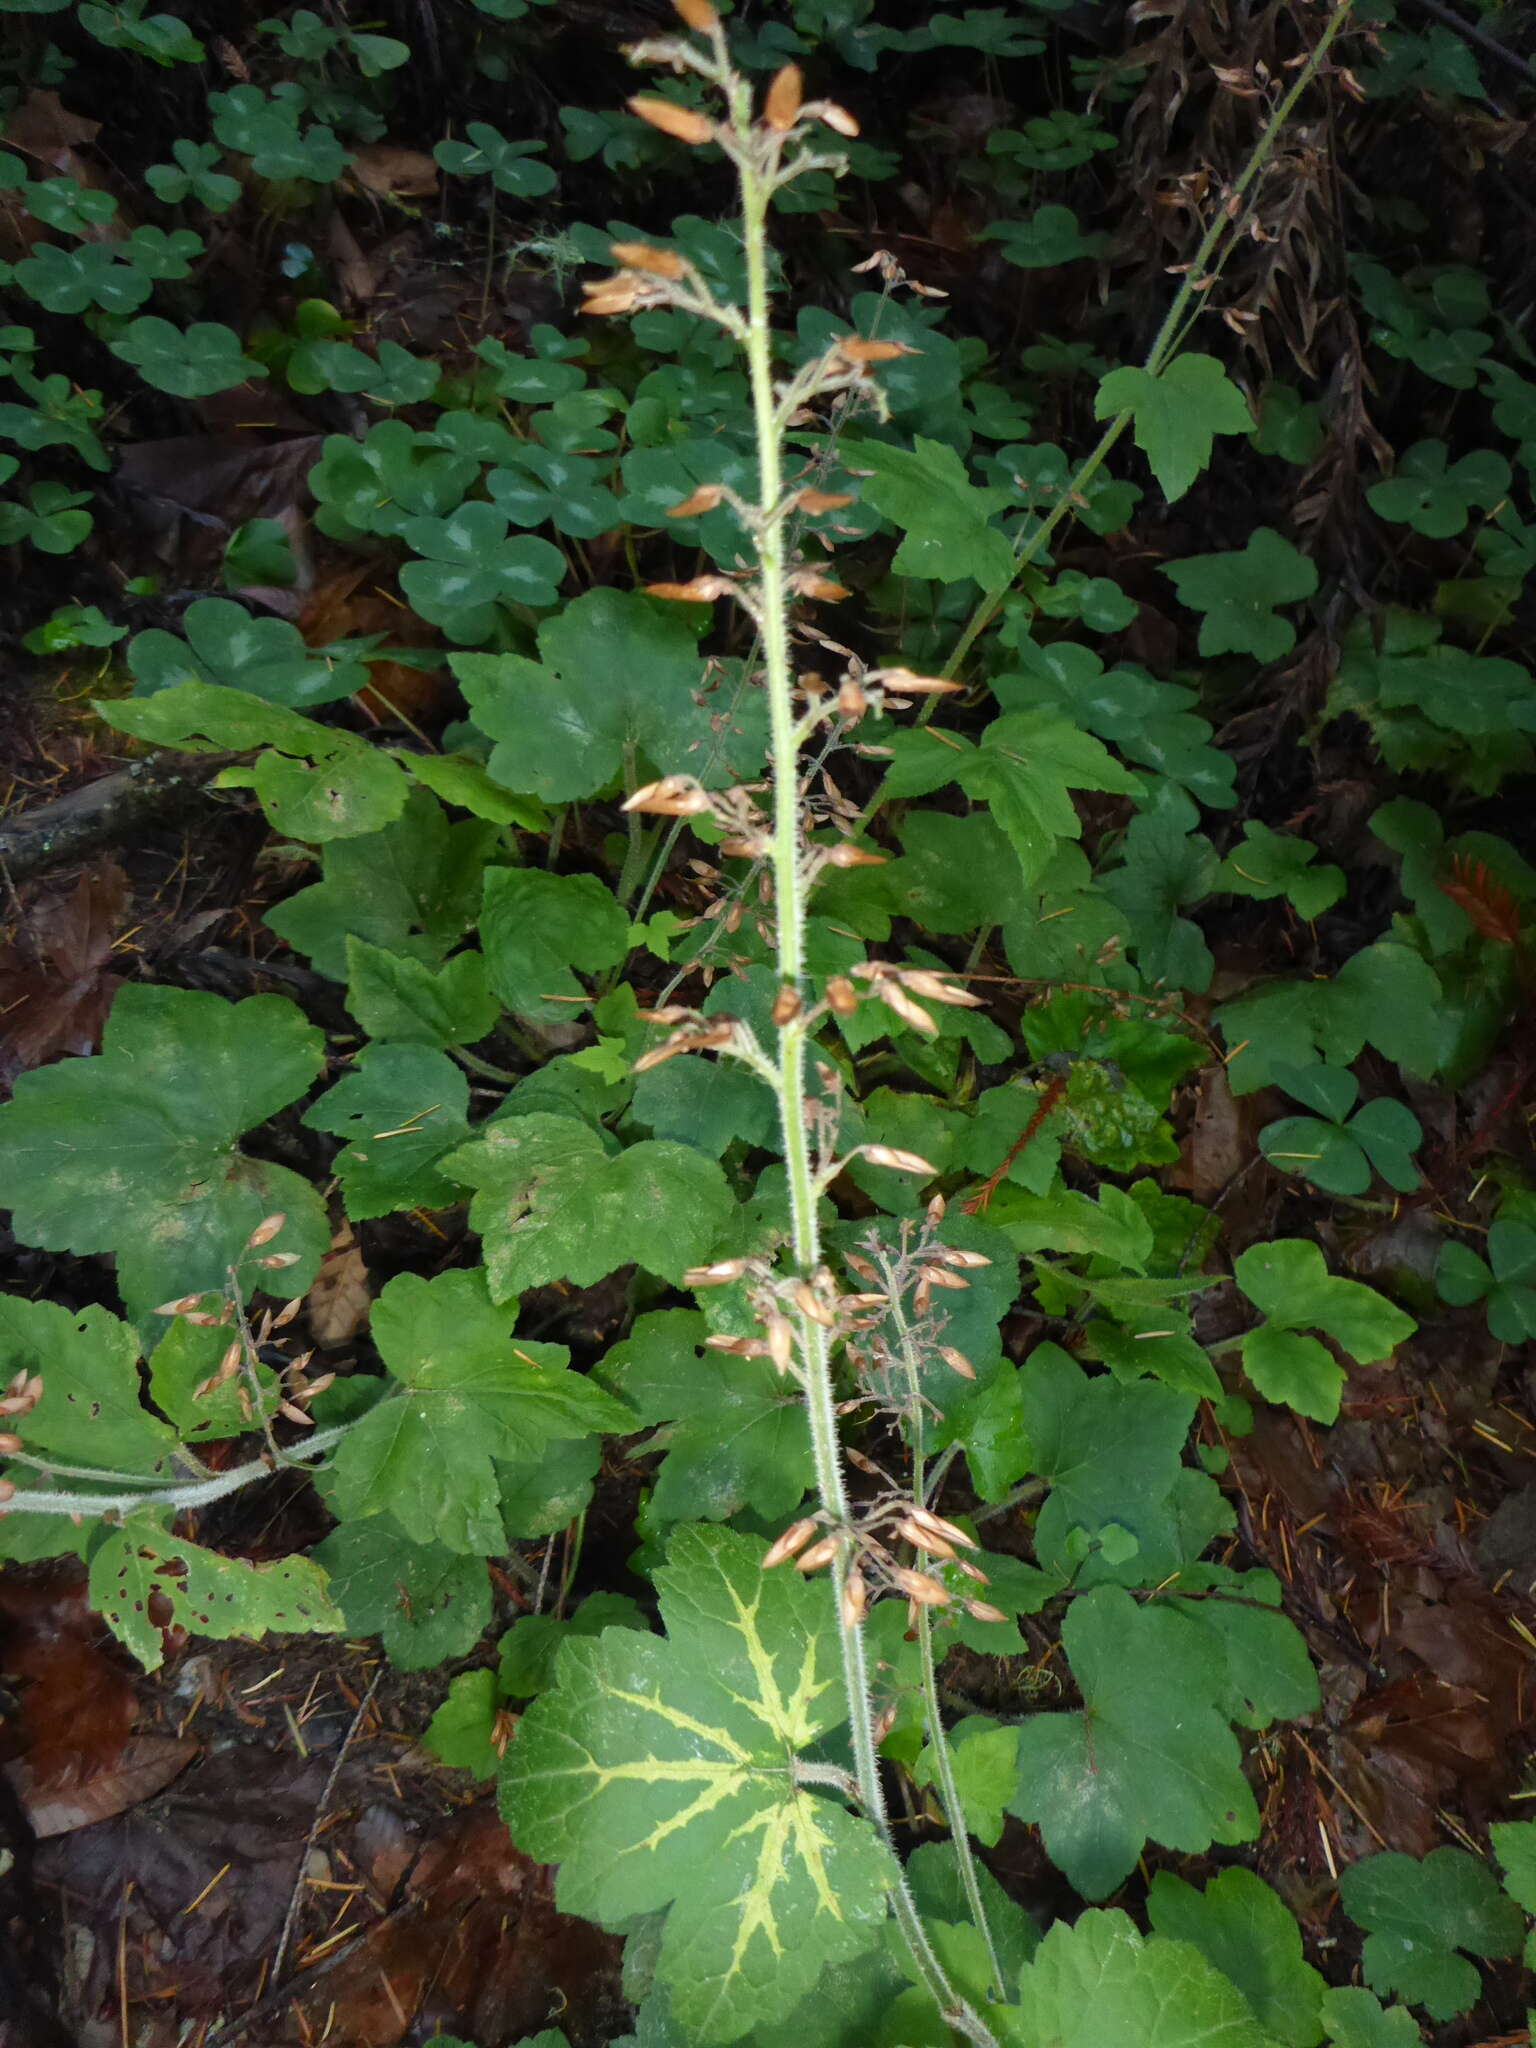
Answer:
0;1421;352;1519
730;90;999;2048
887;1282;1006;2003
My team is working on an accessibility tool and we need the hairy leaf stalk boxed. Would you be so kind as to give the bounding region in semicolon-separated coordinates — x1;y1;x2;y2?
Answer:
729;85;1000;2048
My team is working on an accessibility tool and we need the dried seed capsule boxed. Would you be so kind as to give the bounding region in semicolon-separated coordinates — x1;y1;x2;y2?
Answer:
672;0;719;29
840;1567;868;1627
890;1566;950;1606
860;1145;938;1175
894;1516;957;1560
964;1600;1009;1625
764;63;804;131
666;483;726;517
154;1294;209;1317
683;1258;752;1286
628;95;716;145
907;1506;978;1550
0;1479;14;1505
764;1516;819;1568
796;488;855;513
246;1213;286;1249
796;1533;843;1573
771;984;803;1026
938;1346;977;1379
824;975;858;1016
610;240;687;278
0;1433;21;1455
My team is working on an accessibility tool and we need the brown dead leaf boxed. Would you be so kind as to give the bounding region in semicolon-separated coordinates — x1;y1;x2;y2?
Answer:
0;861;129;1081
307;1224;372;1348
300;561;447;723
1171;1061;1248;1200
296;1804;625;2047
9;1735;197;1839
351;144;440;199
4;91;100;165
327;210;382;306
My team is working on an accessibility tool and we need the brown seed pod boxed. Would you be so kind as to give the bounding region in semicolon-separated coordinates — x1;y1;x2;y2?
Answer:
763;63;804;131
764;1516;820;1568
628;95;716;146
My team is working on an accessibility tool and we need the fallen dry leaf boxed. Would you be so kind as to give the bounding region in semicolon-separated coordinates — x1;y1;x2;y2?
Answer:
307;1223;372;1348
9;1735;197;1839
0;861;129;1081
351;143;440;199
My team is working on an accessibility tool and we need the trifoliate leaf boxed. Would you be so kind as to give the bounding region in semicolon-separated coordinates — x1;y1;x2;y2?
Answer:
596;1310;813;1524
110;318;264;399
1338;1847;1522;2021
1008;1585;1260;1899
1010;1907;1281;2046
90;1511;341;1672
0;983;327;1321
128;597;368;711
1235;1240;1415;1423
1147;1869;1326;2046
480;868;630;1023
327;1269;634;1554
1095;353;1252;503
499;1524;897;2044
849;434;1015;586
1162;528;1318;660
312;1518;492;1670
444;1114;734;1301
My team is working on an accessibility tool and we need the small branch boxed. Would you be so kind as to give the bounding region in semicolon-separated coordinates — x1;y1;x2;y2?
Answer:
0;750;241;883
1;1423;352;1519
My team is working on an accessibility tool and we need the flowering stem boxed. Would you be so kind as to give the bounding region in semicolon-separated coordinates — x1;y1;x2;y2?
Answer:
729;86;999;2048
0;1422;353;1519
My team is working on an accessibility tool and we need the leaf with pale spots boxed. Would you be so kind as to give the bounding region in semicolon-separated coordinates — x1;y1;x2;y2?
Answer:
443;1113;735;1302
499;1523;895;2044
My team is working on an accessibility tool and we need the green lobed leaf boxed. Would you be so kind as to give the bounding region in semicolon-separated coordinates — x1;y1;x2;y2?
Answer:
1094;353;1252;503
1147;1869;1325;2046
480;868;630;1023
1235;1241;1415;1423
596;1310;813;1525
312;1518;492;1670
0;984;327;1322
303;1043;472;1219
1008;1907;1282;2045
849;435;1015;586
444;1114;735;1301
1008;1585;1261;1898
327;1269;634;1554
344;935;499;1048
499;1524;897;2043
1162;528;1319;661
1338;1847;1522;2021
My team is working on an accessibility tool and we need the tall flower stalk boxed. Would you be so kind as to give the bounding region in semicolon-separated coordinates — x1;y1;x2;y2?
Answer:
610;8;999;2038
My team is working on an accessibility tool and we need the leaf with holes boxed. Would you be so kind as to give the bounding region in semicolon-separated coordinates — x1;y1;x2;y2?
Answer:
0;1295;175;1477
98;681;409;841
499;1523;896;2044
90;1513;341;1672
